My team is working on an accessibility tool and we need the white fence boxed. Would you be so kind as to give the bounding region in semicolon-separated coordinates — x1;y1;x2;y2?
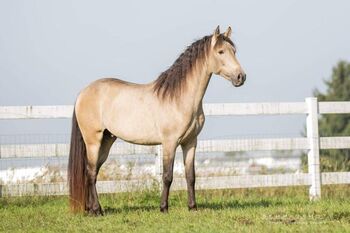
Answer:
0;97;350;199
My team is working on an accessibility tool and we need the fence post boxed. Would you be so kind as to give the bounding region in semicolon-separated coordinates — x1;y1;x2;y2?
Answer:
306;97;321;200
155;145;163;191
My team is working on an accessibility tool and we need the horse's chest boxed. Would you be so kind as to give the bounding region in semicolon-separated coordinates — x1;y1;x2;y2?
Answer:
180;113;205;143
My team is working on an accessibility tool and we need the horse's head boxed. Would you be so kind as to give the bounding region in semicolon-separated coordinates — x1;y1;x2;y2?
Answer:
209;26;246;87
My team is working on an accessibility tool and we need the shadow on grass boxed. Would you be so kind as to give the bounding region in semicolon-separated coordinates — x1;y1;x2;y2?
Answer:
104;205;159;214
198;199;283;210
103;199;283;215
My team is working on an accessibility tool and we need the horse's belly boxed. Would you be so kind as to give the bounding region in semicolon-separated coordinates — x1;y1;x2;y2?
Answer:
116;129;161;146
105;108;161;145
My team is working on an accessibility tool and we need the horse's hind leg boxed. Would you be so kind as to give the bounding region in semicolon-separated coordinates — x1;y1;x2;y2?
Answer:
96;130;116;174
84;130;116;216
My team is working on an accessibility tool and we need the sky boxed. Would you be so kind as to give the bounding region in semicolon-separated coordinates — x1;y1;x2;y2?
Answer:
0;0;350;141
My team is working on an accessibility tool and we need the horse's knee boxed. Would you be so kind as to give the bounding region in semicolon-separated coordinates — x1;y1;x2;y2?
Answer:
163;172;173;186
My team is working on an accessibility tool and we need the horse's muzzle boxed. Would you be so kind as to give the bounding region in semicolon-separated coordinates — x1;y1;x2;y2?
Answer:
232;73;246;87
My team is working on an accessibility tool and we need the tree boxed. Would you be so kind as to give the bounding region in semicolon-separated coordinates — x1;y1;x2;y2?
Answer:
310;61;350;171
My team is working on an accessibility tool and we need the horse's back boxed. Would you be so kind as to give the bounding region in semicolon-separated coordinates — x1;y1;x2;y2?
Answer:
89;77;141;88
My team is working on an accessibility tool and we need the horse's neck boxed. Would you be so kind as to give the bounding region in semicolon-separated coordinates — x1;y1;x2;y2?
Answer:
180;64;212;113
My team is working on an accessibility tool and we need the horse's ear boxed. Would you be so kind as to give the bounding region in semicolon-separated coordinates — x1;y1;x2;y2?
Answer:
224;26;232;38
213;25;220;37
212;25;220;46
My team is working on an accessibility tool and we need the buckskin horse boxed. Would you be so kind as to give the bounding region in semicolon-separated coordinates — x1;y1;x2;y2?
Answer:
68;26;246;215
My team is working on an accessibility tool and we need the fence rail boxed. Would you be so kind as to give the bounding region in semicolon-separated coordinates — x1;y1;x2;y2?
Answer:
1;98;350;199
1;172;350;197
1;101;350;120
1;136;350;158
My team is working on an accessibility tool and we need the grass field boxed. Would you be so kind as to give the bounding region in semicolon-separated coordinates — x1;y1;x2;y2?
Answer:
1;185;350;233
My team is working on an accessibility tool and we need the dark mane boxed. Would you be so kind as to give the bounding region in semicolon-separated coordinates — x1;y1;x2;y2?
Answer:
152;34;222;99
153;35;212;99
153;34;235;99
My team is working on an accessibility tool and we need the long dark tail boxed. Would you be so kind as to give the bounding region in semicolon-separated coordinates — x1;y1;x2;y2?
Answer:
68;109;87;213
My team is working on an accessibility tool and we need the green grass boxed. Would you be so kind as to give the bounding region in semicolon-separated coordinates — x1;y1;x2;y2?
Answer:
1;185;350;232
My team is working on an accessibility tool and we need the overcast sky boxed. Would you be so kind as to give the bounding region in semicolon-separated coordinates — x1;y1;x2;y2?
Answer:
0;0;349;140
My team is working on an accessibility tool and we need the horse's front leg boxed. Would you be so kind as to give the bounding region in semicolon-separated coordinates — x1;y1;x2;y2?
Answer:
181;137;197;211
160;141;177;213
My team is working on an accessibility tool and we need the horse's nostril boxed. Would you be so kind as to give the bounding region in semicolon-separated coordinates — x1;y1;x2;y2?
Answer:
238;73;244;82
243;74;246;82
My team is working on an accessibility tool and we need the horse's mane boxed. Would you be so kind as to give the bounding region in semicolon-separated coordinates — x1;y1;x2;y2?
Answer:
153;34;235;100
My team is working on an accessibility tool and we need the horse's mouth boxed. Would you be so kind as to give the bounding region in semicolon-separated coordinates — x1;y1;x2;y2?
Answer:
220;73;245;87
232;79;245;87
233;83;243;87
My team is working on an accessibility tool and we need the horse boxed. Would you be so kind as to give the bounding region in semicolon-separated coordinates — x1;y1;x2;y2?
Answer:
68;25;246;215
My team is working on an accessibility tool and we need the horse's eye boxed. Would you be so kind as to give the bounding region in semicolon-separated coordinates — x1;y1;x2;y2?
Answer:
218;50;224;54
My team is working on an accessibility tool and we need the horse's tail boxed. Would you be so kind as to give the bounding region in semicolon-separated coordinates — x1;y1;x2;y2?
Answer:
68;109;87;213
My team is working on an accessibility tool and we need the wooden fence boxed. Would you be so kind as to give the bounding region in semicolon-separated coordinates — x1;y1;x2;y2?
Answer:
0;97;350;199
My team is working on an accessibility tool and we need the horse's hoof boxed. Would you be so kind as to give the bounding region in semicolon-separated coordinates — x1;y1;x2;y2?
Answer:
160;206;168;213
87;207;104;216
188;205;197;211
